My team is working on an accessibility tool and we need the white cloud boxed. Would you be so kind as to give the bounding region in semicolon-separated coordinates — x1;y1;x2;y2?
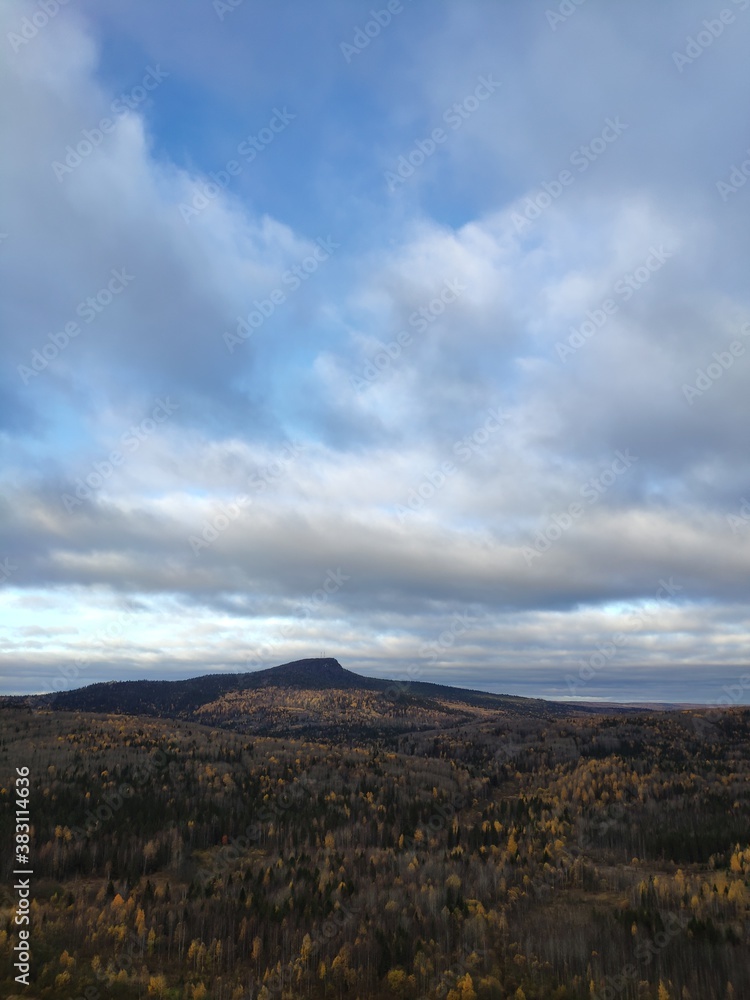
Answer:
2;0;750;702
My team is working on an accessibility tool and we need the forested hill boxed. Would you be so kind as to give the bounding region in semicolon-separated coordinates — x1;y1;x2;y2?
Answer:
6;657;612;739
36;658;368;715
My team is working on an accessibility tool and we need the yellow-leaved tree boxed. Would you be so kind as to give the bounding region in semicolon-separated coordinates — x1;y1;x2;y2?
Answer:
147;974;168;998
458;972;477;1000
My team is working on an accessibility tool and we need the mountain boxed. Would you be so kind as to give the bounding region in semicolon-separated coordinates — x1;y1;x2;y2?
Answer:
10;656;616;741
27;657;357;712
249;656;361;688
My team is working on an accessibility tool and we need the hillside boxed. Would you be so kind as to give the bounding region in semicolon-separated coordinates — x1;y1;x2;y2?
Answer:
1;704;749;999
10;657;606;741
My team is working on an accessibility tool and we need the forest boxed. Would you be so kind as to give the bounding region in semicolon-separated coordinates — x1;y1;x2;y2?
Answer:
1;696;749;1000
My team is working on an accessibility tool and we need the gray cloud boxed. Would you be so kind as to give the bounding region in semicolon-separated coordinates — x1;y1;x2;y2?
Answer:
2;0;749;702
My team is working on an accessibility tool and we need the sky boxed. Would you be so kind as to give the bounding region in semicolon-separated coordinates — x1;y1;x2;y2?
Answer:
1;0;749;705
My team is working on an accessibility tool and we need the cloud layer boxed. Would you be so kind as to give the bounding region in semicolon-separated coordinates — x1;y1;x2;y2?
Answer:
2;0;749;703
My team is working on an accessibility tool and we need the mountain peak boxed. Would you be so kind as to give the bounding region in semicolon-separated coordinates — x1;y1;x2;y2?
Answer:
252;657;352;688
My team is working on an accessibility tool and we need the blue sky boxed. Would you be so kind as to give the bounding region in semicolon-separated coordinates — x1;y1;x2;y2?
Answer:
1;0;750;705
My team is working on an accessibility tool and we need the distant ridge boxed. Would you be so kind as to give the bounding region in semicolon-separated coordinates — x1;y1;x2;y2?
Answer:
4;657;623;738
23;657;367;716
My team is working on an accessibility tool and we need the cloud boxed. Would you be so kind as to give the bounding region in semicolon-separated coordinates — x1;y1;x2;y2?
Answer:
1;0;749;702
